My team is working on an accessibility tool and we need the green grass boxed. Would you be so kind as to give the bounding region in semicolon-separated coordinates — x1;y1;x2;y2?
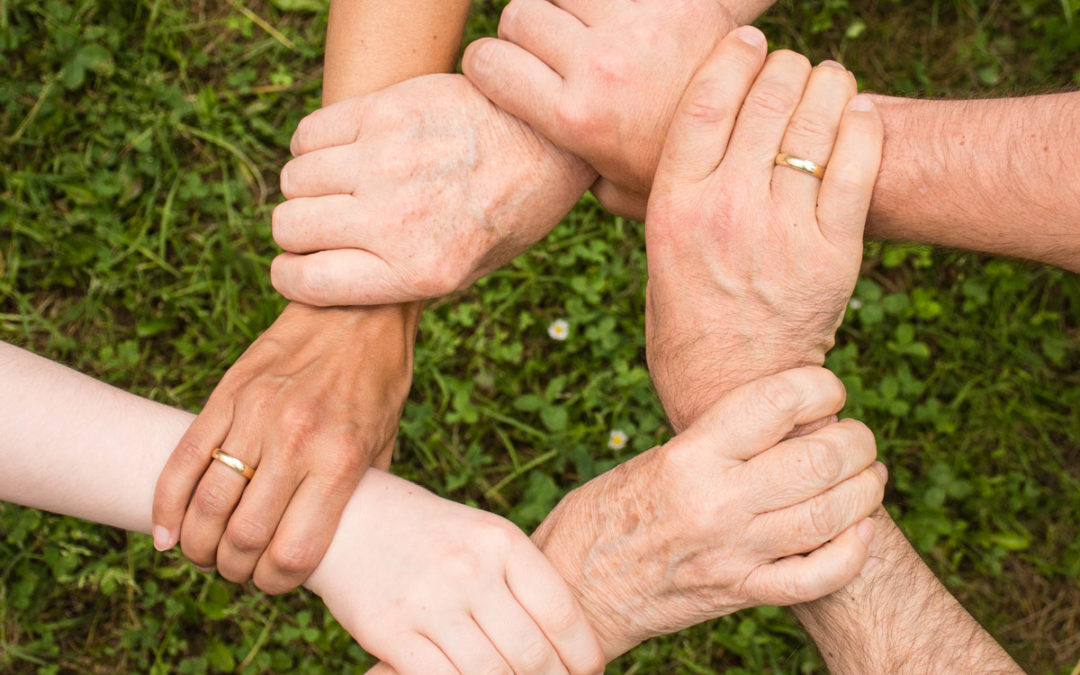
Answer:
2;0;1079;672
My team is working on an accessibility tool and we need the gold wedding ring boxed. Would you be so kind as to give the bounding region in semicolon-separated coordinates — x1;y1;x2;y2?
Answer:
212;448;256;480
775;153;826;179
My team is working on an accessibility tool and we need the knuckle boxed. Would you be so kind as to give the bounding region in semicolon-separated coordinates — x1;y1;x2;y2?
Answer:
267;537;321;578
572;650;606;675
554;98;600;138
807;495;840;540
587;51;631;87
518;640;554;671
803;437;844;486
193;481;236;517
279;402;320;439
786;111;836;143
175;438;212;467
225;516;273;553
542;591;582;635
745;80;800;118
683;80;737;125
756;376;803;416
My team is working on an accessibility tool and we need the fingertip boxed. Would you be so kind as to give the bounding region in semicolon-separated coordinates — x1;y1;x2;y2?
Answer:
733;25;766;49
848;94;874;112
856;517;875;544
462;38;498;79
153;525;175;552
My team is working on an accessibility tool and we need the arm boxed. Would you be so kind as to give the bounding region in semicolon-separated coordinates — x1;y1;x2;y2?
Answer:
790;510;1020;673
151;0;471;594
635;32;1022;672
866;93;1080;272
464;3;1080;271
0;341;879;670
0;340;604;674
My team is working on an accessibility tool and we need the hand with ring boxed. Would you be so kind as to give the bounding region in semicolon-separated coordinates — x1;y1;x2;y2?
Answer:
152;303;417;593
643;26;885;431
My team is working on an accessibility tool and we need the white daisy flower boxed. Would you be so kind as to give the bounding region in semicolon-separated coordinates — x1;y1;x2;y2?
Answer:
848;298;863;310
547;319;570;341
608;429;629;451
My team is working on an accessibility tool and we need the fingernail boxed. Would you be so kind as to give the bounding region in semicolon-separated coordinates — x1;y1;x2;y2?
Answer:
820;59;845;69
193;564;215;574
279;166;289;194
856;518;875;544
736;26;766;48
152;526;173;552
872;461;889;483
849;95;874;112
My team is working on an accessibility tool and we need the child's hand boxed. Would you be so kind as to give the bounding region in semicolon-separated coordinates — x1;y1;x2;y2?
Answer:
305;470;604;675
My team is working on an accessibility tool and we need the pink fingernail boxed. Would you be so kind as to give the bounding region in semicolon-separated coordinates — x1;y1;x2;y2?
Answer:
152;525;173;552
856;519;875;544
736;26;766;48
820;59;845;69
849;95;874;112
279;166;290;195
193;564;215;574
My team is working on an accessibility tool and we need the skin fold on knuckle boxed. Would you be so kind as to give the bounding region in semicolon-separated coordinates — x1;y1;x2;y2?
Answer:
225;515;273;554
193;480;235;518
803;436;844;487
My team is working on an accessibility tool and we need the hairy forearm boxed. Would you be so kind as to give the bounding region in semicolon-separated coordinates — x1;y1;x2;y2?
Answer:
792;508;1021;673
868;92;1080;271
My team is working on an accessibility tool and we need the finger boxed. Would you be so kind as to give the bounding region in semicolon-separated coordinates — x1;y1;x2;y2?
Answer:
498;0;586;74
270;250;414;307
365;664;398;675
816;94;884;249
756;463;886;556
422;618;513;674
290;96;371;156
771;61;857;209
252;475;352;594
382;634;457;675
653;25;768;187
720;49;813;186
746;518;874;606
506;544;605;674
742;418;878;512
271;195;367;254
178;442;254;568
152;401;233;551
544;0;622;26
463;37;565;144
668;366;847;464
473;587;566;675
590;178;647;221
279;144;362;199
215;457;303;583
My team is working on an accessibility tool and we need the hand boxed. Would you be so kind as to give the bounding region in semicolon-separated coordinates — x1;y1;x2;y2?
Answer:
305;470;605;675
152;302;418;593
270;73;596;306
642;29;884;431
531;367;885;659
463;0;773;218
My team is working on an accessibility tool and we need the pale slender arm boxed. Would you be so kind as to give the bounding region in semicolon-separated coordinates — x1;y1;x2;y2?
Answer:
868;93;1080;271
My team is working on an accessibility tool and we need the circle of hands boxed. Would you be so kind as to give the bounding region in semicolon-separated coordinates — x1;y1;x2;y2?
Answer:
153;1;892;672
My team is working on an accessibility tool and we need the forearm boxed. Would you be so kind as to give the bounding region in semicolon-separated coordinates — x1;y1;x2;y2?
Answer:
792;508;1021;673
324;0;470;104
868;92;1080;271
0;340;393;587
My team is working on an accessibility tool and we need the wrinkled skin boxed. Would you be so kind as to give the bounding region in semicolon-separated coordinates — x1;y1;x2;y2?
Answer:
270;74;594;306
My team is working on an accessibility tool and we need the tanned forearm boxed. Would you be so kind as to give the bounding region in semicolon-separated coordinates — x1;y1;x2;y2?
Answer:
792;508;1021;673
324;0;470;103
868;92;1080;271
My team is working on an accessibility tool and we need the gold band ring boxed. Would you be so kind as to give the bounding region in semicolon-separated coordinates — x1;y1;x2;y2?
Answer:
212;448;256;480
775;153;826;179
